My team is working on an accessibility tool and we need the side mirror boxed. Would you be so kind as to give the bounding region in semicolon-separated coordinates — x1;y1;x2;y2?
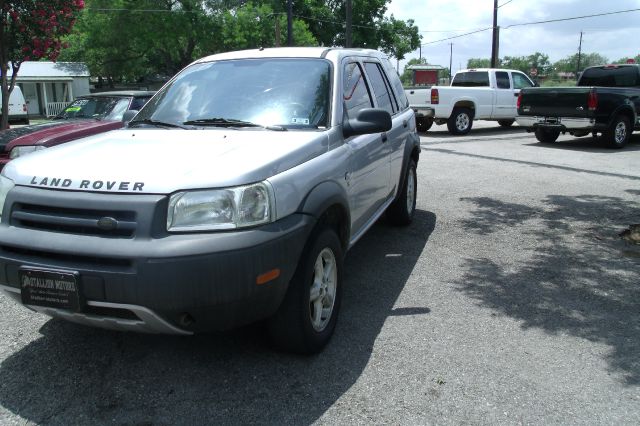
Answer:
122;109;138;123
533;81;540;87
343;108;392;138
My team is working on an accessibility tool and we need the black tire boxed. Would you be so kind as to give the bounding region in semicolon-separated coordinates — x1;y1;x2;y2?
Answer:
447;107;473;135
603;115;630;149
387;159;417;226
268;227;343;354
534;128;560;143
416;117;433;133
498;119;514;128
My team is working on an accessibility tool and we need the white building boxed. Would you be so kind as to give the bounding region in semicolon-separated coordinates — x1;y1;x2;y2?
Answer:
10;62;91;117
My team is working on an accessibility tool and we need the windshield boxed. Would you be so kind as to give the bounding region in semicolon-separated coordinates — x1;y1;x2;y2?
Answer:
132;58;331;129
56;97;131;120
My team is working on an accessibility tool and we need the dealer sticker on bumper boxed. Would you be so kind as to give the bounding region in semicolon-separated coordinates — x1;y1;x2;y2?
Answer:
20;268;82;311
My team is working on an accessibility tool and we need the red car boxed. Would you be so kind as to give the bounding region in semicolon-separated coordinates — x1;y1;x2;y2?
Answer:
0;91;155;170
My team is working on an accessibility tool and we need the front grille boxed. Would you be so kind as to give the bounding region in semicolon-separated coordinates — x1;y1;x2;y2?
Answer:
11;203;137;238
1;245;133;268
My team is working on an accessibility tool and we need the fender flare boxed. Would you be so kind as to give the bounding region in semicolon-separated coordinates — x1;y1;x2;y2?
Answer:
299;180;351;249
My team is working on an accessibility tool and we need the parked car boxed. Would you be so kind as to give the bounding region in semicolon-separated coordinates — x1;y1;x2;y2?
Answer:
0;86;29;125
406;68;536;134
0;91;155;170
0;47;420;354
516;64;640;148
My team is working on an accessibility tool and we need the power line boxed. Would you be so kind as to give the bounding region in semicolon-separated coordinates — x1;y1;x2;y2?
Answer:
498;0;515;8
503;8;640;29
421;7;640;46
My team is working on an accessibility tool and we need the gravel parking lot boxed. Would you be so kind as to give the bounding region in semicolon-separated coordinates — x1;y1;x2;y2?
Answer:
1;122;639;425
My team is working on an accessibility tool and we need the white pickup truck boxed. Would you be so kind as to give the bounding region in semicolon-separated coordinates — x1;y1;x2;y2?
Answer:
406;68;537;134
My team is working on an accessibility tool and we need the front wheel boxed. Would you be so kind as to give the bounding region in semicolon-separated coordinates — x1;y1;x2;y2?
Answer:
604;115;630;149
447;107;473;135
268;227;343;354
534;128;560;143
387;159;417;226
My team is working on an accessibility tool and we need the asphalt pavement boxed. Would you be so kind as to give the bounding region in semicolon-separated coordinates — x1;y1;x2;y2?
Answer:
1;121;639;425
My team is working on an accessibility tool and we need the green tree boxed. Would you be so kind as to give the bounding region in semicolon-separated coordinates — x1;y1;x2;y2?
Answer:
0;0;84;129
467;58;490;68
553;52;609;74
613;54;640;64
379;16;421;69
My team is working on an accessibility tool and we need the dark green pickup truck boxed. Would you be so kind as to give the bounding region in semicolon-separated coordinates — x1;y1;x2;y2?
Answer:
516;64;640;148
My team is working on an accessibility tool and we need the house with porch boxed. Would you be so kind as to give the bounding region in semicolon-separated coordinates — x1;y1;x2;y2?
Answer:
10;62;91;118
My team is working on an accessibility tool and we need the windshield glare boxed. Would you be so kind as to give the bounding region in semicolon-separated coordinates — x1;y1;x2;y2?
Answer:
134;58;331;129
56;97;130;120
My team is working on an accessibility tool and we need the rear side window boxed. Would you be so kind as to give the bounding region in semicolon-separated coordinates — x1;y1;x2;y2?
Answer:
452;71;490;87
495;71;511;89
381;58;409;110
364;62;395;115
579;66;640;87
343;62;373;119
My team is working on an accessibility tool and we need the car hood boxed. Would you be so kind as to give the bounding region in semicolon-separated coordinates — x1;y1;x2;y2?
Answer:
4;128;329;194
1;120;122;151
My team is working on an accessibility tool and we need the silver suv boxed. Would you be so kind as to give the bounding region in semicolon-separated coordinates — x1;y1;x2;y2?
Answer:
0;47;420;354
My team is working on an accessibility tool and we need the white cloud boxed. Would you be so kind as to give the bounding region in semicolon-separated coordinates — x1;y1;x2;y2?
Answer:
386;0;640;72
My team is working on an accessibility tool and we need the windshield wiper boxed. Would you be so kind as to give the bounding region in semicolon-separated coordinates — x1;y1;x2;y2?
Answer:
182;117;285;131
182;117;263;127
129;119;188;129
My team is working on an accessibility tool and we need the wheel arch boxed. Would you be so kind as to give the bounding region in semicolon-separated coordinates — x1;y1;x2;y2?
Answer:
608;105;635;128
298;181;350;251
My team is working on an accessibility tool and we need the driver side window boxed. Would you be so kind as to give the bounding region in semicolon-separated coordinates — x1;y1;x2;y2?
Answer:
343;62;373;120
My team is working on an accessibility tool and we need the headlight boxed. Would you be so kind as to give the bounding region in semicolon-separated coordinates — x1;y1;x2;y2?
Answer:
0;175;15;220
167;182;274;232
10;145;46;159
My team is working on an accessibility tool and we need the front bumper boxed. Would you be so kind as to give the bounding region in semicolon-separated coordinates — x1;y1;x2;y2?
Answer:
0;186;314;334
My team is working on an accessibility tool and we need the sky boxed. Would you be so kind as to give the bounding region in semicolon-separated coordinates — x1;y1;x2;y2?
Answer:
385;0;640;72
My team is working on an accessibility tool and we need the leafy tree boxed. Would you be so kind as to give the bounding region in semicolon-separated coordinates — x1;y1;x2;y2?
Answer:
0;0;85;129
553;53;609;74
467;58;490;68
501;52;551;75
379;16;421;69
613;54;640;64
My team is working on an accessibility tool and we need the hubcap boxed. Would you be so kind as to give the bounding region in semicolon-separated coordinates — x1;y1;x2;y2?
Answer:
615;121;627;144
309;247;337;332
456;113;469;131
406;167;416;214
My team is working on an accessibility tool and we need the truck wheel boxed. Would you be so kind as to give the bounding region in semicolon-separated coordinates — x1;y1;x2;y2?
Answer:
498;119;514;128
447;107;473;135
268;226;343;354
604;115;630;149
534;128;560;143
387;159;417;226
416;117;433;133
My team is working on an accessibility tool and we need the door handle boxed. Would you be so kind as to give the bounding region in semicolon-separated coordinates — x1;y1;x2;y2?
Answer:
381;132;388;143
514;93;519;97
403;120;408;128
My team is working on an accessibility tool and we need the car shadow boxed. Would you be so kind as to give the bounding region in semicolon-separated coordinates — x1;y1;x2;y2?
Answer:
524;133;640;152
421;123;528;139
0;210;436;424
456;194;640;385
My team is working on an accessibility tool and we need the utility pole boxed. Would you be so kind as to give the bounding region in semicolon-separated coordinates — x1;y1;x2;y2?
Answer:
449;43;453;81
419;45;422;61
287;0;293;46
576;31;583;81
345;0;353;47
491;0;498;67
